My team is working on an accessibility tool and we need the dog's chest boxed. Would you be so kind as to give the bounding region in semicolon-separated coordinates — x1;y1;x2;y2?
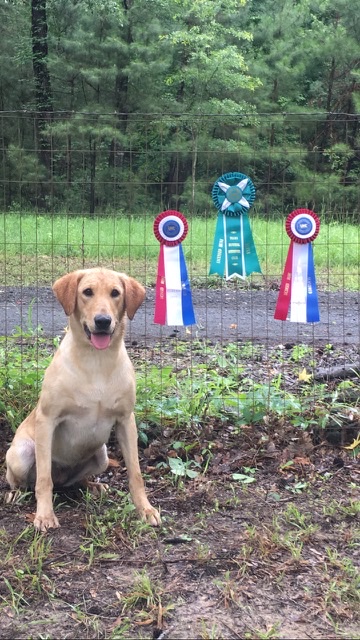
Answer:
53;387;123;462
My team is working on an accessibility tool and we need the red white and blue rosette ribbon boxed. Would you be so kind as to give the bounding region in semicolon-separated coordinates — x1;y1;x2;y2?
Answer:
209;172;262;279
274;209;320;323
153;210;196;326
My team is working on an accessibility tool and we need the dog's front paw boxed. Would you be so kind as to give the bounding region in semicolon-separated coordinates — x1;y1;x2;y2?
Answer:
143;506;161;527
33;512;60;531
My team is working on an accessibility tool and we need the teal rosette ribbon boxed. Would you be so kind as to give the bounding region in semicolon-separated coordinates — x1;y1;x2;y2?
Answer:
209;172;262;279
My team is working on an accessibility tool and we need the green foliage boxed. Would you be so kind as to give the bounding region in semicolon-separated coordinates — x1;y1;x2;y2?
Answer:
0;0;359;215
0;310;56;430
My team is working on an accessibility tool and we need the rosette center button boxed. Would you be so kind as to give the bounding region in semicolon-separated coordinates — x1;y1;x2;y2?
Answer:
163;220;181;238
295;217;313;235
226;185;242;203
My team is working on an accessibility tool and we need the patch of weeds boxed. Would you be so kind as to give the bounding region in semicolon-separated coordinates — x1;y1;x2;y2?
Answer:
108;620;132;639
200;620;225;640
320;550;360;618
214;570;239;609
120;569;174;627
0;527;55;613
244;524;278;559
67;600;102;637
1;576;30;614
194;541;212;561
80;489;155;566
323;498;360;520
283;503;318;536
290;344;313;362
136;349;309;435
244;622;281;639
245;518;309;564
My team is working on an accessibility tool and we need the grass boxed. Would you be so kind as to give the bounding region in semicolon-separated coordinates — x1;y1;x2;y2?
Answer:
1;212;359;289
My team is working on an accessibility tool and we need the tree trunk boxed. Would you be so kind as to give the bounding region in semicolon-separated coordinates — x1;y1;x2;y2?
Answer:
89;137;96;215
31;0;53;176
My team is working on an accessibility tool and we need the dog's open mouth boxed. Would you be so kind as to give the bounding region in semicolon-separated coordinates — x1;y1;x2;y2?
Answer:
84;325;112;350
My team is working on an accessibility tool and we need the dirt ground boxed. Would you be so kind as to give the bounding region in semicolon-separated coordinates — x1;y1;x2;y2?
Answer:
0;288;359;639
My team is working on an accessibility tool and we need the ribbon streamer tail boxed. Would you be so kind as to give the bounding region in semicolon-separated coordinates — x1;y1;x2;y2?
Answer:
306;243;320;322
241;213;262;277
154;245;167;324
274;243;293;320
290;243;309;322
155;245;196;326
179;244;196;325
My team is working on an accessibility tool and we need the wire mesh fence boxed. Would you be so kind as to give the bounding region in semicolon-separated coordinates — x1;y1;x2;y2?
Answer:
1;110;359;217
0;111;359;447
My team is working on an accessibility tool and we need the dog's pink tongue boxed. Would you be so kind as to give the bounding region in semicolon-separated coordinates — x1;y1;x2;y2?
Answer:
90;333;111;350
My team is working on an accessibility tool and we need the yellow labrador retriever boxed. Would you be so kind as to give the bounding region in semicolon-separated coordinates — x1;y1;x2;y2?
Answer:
5;268;160;531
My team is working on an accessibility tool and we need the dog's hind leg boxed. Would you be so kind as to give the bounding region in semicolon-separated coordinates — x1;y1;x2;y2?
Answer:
5;438;36;503
6;438;36;489
62;444;109;488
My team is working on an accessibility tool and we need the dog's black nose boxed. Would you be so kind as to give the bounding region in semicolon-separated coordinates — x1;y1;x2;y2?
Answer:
94;314;112;331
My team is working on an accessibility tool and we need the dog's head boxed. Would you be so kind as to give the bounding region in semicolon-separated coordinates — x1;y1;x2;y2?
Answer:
52;268;145;350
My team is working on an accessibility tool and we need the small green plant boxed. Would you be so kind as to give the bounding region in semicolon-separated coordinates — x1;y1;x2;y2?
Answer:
284;504;310;529
244;622;281;639
285;481;309;495
168;455;200;480
1;576;29;614
214;570;239;608
291;344;312;362
232;467;257;484
200;621;224;640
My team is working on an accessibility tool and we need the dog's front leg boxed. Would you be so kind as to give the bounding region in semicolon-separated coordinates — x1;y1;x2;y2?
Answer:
33;408;59;531
116;414;160;527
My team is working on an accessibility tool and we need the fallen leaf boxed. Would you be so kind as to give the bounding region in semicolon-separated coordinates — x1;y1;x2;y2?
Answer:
108;457;120;467
25;513;36;523
293;456;311;465
298;368;313;383
108;616;123;632
344;433;360;450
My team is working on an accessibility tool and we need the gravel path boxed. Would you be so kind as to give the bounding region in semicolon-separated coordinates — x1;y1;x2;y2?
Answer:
0;286;359;346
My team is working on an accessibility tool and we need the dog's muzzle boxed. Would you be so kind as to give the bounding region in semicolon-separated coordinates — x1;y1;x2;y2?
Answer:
84;314;113;350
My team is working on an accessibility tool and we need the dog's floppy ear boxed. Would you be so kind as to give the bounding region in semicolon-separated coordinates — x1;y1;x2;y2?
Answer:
52;271;85;316
120;275;146;320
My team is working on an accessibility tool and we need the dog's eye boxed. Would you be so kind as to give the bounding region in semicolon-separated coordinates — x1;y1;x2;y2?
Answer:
83;288;94;297
110;289;120;298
